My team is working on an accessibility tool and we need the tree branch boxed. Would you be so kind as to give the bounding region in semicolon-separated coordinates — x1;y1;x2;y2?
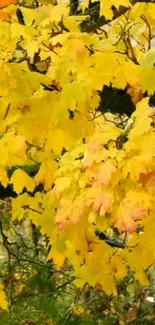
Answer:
141;14;152;50
86;5;130;33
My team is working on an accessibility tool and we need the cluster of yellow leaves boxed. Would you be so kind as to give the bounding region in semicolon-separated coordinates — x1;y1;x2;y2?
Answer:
1;0;155;302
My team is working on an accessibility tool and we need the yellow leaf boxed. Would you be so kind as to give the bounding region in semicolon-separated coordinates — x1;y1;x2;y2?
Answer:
83;0;89;10
140;48;155;67
135;269;149;286
35;160;57;191
54;176;71;199
50;3;69;22
11;169;35;194
45;128;66;155
141;67;155;95
0;284;8;310
100;0;113;20
112;0;131;8
111;255;127;280
0;166;8;187
48;247;65;268
100;0;130;20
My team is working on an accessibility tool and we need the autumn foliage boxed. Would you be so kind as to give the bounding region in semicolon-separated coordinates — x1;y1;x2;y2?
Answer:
0;0;155;309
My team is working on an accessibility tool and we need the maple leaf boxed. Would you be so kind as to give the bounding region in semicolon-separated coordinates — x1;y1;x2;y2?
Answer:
35;160;57;191
97;160;116;186
100;0;131;21
11;169;35;194
115;201;148;233
111;255;127;280
48;247;66;268
0;9;11;21
93;189;113;214
13;135;27;153
0;0;16;9
54;176;71;200
55;199;72;224
11;193;30;221
123;242;153;286
88;137;102;153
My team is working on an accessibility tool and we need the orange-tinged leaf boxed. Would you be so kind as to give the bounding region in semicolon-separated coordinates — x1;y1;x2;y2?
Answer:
88;137;102;153
97;160;116;186
93;190;113;213
0;9;11;21
115;202;148;233
0;0;17;9
95;283;103;292
139;171;155;193
127;306;138;323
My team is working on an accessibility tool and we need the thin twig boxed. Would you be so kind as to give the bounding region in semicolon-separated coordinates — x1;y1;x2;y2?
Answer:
3;103;11;120
141;15;152;50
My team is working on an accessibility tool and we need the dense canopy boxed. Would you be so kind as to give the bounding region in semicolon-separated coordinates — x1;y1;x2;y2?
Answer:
0;0;155;308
